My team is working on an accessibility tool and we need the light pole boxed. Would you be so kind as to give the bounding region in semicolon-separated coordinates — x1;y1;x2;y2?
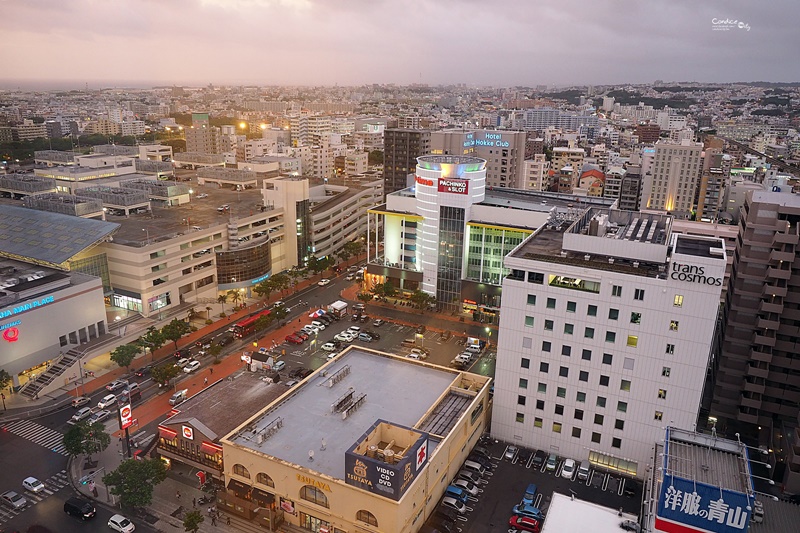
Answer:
142;228;150;245
485;327;492;350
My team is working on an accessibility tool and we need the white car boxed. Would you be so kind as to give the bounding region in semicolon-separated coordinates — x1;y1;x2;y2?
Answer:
303;325;320;335
311;321;326;330
347;326;361;334
108;513;136;532
317;278;331;286
196;193;208;199
321;342;337;352
97;394;117;409
409;348;428;360
174;358;191;368
561;458;576;479
71;407;93;423
183;360;201;373
22;477;45;493
327;351;339;360
334;332;354;342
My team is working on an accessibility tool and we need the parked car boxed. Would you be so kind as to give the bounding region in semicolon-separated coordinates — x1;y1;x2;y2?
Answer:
97;394;117;409
512;504;545;521
87;410;111;424
373;319;385;327
357;333;373;343
545;453;558;472
22;477;45;493
108;513;136;532
310;320;326;330
445;485;469;503
334;332;354;342
217;204;229;211
505;445;519;461
71;396;91;408
364;330;380;340
284;380;299;387
522;483;538;506
577;460;591;481
321;342;337;352
440;496;467;515
561;458;576;479
318;278;331;286
183;361;201;373
472;446;491;460
303;325;320;335
106;380;127;392
294;330;310;340
327;352;339;360
273;361;286;372
195;193;208;199
532;450;547;469
452;478;480;496
518;447;531;464
509;514;541;533
620;520;641;532
457;469;481;486
285;334;304;345
1;491;27;510
348;326;362;334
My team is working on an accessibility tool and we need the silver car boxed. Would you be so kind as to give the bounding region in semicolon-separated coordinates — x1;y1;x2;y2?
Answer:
1;490;27;510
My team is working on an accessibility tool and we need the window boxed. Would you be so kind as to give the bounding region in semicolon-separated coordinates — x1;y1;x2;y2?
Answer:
670;320;679;331
574;409;584;420
567;301;577;312
658;389;667;399
634;288;645;301
605;331;616;343
594;414;604;425
576;391;586;403
256;472;275;487
357;510;378;527
523;336;532;349
559;366;569;378
557;387;566;398
587;304;598;316
612;285;622;297
534;417;543;428
662;367;671;377
564;323;574;335
521;358;530;369
630;312;641;324
584;327;595;339
579;370;589;382
612;437;622;448
233;464;251;479
572;427;582;438
608;308;619;320
602;353;613;365
536;400;545;410
621;379;631;392
538;383;547;393
582;349;592;361
615;419;625;430
516;413;525;423
666;343;675;355
527;294;537;305
627;335;638;347
599;375;610;387
542;341;552;352
547;297;556;309
300;485;329;508
539;362;549;373
561;345;572;356
518;395;526;406
655;411;663;421
592;432;602;444
617;401;628;413
553;422;562;433
673;294;683;307
519;378;529;389
555;404;564;415
528;271;544;284
544;320;554;331
623;357;635;370
525;316;535;327
596;396;606;408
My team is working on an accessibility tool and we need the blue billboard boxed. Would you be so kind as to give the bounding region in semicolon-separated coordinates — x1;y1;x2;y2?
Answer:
655;473;751;533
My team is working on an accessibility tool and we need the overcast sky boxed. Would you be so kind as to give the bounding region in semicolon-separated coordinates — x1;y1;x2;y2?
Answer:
2;0;797;89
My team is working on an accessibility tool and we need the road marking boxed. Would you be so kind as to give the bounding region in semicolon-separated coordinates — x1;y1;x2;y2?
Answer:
1;420;69;456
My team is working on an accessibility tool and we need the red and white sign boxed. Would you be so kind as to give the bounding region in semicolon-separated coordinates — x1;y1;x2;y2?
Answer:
438;178;468;194
2;327;19;343
182;425;194;440
415;440;428;471
415;175;434;187
241;353;252;364
119;403;133;430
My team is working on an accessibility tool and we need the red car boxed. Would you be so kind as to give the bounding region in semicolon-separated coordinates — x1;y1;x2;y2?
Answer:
294;330;310;341
509;515;540;533
285;334;304;345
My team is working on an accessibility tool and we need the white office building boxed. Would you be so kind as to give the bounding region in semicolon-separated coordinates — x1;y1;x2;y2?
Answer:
492;209;726;477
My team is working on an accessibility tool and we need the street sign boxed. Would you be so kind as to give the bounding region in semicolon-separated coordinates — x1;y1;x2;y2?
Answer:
119;403;133;429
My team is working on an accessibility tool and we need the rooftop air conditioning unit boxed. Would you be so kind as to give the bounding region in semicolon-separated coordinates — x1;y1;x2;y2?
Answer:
584;255;591;261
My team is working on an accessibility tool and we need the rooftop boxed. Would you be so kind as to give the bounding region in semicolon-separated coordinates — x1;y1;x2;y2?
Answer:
542;492;638;533
226;348;474;481
664;427;750;495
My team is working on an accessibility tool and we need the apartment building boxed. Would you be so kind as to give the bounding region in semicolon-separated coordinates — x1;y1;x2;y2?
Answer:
431;130;528;189
520;154;550;191
550;147;585;191
493;209;726;476
383;129;431;194
641;140;703;213
186;125;223;155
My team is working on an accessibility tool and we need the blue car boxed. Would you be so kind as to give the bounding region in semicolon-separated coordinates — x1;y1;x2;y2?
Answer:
522;483;538;506
445;485;468;503
512;503;545;521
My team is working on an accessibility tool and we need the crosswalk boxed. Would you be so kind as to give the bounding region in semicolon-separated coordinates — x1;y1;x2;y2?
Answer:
0;470;69;525
1;419;69;456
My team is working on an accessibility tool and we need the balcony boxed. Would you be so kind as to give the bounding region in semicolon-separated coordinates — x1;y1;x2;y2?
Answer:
763;284;788;298
737;410;760;425
746;365;770;380
753;333;777;347
739;395;763;410
774;232;799;245
756;317;781;330
750;348;773;364
767;267;792;280
742;379;765;395
770;250;794;262
759;300;784;314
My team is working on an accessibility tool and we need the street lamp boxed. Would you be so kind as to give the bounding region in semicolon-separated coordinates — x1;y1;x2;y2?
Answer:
142;228;150;244
485;327;492;349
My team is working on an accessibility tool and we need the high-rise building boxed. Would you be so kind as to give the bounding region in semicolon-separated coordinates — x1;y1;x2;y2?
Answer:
493;209;726;476
635;123;661;144
696;149;732;221
431;130;527;188
186;125;222;155
550;147;585;191
520;155;550;191
383;128;431;194
713;191;800;435
641;140;702;214
290;115;332;146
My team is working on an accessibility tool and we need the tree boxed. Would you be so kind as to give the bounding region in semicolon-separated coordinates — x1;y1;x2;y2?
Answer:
343;239;364;260
336;246;352;265
151;364;180;388
110;343;141;371
161;319;192;349
187;308;201;324
217;293;228;314
63;421;110;462
307;256;326;275
208;343;223;363
253;278;274;299
137;326;165;360
228;289;242;309
357;292;374;303
288;268;303;290
368;149;384;165
272;306;288;323
410;289;437;309
271;272;290;294
103;457;167;509
183;510;205;533
253;314;274;334
0;368;11;392
63;424;85;458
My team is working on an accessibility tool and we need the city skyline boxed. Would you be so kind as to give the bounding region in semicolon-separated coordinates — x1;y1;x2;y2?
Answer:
2;0;799;89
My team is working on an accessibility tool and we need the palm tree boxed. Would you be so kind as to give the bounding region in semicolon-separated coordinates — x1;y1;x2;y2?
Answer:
216;294;228;315
187;308;200;324
228;289;242;310
205;306;212;320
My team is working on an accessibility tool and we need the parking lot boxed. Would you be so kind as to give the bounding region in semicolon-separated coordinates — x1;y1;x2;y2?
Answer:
440;439;642;533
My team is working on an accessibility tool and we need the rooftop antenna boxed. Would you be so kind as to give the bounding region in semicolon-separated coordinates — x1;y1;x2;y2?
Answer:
308;450;315;462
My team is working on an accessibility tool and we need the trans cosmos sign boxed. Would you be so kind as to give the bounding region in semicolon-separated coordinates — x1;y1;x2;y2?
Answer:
656;473;750;533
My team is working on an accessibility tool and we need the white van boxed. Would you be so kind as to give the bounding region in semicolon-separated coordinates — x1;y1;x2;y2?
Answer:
311;320;326;330
465;344;482;354
463;459;486;476
577;459;591;481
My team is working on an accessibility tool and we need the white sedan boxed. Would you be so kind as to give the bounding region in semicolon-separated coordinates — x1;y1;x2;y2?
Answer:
174;358;191;368
108;513;136;532
22;477;45;493
334;332;354;342
318;278;331;286
183;360;201;373
321;342;337;352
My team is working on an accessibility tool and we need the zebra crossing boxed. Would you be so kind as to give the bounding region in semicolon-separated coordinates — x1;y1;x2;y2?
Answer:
1;419;69;456
0;470;69;525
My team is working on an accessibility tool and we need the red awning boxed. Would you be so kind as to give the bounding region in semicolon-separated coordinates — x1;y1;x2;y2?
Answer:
158;426;177;439
201;441;223;454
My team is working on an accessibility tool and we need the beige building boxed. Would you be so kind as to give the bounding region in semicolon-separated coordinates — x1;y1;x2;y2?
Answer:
642;139;702;213
220;347;492;532
550;147;585;191
520;154;550;191
185;125;223;155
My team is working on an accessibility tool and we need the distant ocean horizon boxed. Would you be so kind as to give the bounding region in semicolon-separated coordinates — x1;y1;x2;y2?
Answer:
0;79;180;91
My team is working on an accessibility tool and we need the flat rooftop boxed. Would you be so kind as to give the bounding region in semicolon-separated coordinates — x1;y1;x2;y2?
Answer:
673;234;724;258
481;189;615;213
164;371;288;441
227;348;465;480
542;492;638;533
664;427;750;495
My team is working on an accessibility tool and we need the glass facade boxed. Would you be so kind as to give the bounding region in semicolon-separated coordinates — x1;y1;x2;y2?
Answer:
465;225;528;285
70;253;113;293
216;242;272;286
436;206;465;312
296;199;311;266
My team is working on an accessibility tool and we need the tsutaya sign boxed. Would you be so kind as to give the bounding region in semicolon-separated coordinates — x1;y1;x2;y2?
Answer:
438;179;469;195
670;262;723;286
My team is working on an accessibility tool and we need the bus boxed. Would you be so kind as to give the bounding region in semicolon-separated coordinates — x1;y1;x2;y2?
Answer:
232;309;271;338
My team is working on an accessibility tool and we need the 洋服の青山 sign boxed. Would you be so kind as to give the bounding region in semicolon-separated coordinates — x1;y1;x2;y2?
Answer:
438;179;468;194
670;262;722;286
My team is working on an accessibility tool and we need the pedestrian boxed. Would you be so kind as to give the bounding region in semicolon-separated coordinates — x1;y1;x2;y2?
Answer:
176;490;181;500
226;516;231;525
192;497;196;508
204;377;208;385
210;367;213;375
211;515;217;526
